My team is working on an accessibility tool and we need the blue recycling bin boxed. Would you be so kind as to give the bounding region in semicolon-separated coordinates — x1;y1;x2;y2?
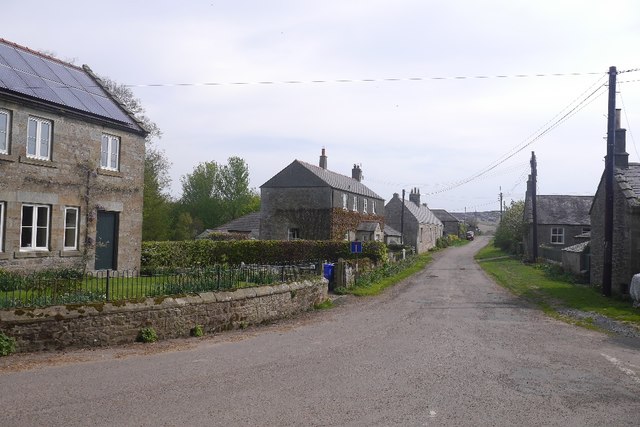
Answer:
323;263;334;281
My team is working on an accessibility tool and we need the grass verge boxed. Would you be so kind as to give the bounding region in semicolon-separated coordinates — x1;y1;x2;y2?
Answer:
475;244;640;328
338;253;433;297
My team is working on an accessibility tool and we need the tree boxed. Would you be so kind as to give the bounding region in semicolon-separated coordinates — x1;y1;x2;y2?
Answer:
494;200;525;255
178;158;260;235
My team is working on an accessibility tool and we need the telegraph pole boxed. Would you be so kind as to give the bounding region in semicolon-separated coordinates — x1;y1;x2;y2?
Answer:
400;189;405;245
499;187;503;221
603;66;616;297
531;152;538;261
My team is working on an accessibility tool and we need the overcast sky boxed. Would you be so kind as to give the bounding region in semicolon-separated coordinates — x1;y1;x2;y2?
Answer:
4;0;640;212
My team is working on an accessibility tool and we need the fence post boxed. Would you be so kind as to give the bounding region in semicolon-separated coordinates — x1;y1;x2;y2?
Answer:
105;269;110;302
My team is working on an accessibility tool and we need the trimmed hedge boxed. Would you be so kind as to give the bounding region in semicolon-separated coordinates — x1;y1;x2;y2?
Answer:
141;240;387;270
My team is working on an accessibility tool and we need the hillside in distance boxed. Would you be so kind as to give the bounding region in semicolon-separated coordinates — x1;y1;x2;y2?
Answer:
450;211;501;225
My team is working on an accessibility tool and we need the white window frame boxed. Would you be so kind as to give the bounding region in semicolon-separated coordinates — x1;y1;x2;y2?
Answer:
0;109;9;155
288;228;300;240
371;200;376;215
363;199;368;214
20;204;50;251
352;196;358;212
101;133;120;171
0;202;4;252
342;193;348;210
550;227;564;244
63;207;79;250
27;116;52;160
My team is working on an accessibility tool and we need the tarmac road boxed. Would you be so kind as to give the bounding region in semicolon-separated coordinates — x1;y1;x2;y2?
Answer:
1;235;639;426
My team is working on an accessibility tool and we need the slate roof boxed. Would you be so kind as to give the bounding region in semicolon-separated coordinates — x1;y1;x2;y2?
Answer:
214;212;261;234
431;209;460;223
261;160;383;200
562;241;590;253
526;195;592;225
357;221;380;232
383;224;401;237
403;201;443;226
0;38;144;133
615;163;640;208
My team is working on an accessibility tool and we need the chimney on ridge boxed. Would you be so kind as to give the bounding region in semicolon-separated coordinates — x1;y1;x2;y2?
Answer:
352;164;363;182
409;187;421;206
614;109;629;169
319;148;328;169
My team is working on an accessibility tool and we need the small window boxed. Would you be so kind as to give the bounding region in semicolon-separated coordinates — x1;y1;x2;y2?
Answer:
64;207;79;250
363;199;368;214
0;202;4;252
342;193;348;210
0;109;9;154
21;204;50;250
353;196;358;212
27;116;52;160
288;228;300;240
551;227;564;244
101;134;120;171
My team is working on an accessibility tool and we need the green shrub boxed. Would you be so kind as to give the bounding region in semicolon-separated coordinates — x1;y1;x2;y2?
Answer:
141;240;388;270
190;325;204;337
136;327;158;343
0;332;16;356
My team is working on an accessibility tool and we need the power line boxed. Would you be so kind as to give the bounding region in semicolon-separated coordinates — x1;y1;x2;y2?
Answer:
124;71;606;88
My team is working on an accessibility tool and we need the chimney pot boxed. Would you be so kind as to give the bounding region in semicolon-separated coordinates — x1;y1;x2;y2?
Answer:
319;148;327;169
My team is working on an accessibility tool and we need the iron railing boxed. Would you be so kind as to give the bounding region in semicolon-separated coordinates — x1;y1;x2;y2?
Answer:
0;261;323;309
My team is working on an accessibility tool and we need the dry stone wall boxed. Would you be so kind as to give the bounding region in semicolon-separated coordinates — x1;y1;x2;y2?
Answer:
0;278;328;353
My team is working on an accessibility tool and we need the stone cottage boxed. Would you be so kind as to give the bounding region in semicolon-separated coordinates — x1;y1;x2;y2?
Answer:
384;188;443;253
590;112;640;295
259;149;384;241
431;209;462;237
0;39;148;272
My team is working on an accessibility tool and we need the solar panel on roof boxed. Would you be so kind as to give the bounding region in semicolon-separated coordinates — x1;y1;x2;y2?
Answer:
21;53;63;84
0;44;34;74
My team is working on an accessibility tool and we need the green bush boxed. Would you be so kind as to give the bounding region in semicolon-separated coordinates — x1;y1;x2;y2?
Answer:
190;325;204;337
141;240;387;271
136;327;158;343
0;332;16;356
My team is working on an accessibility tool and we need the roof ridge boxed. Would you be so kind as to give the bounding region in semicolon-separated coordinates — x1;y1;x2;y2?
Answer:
0;38;84;71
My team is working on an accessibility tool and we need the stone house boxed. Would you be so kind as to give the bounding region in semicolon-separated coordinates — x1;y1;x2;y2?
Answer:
523;176;592;262
259;149;384;241
431;209;462;237
590;114;640;295
0;39;148;272
196;211;261;240
384;188;443;253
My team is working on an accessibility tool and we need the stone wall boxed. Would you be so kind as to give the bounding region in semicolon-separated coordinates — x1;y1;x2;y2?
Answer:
0;278;328;353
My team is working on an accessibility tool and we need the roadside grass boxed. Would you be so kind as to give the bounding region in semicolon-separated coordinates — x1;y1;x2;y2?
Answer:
475;245;640;327
339;253;433;297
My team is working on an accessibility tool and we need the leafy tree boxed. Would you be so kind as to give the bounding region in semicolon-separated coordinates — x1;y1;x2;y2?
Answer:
180;161;222;231
173;211;195;241
494;200;525;255
218;157;260;223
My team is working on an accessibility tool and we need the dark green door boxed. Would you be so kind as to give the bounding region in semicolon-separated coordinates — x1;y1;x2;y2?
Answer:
95;211;118;270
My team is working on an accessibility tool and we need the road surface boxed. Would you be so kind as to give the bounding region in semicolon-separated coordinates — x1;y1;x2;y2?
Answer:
1;236;639;426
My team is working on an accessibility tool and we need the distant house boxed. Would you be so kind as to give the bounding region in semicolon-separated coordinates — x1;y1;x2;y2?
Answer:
590;114;640;295
523;176;592;262
431;209;462;237
384;188;443;253
196;211;261;240
383;224;402;245
0;39;148;272
259;149;384;241
355;221;384;242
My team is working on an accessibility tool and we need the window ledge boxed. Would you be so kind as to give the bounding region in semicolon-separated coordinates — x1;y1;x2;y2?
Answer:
19;156;57;168
97;168;123;178
0;153;17;163
14;250;52;259
60;250;82;258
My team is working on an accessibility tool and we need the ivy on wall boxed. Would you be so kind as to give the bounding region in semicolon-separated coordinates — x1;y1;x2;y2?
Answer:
330;208;384;240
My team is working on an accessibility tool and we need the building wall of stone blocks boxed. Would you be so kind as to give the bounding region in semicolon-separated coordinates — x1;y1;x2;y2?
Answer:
590;177;640;294
0;278;328;353
0;98;145;273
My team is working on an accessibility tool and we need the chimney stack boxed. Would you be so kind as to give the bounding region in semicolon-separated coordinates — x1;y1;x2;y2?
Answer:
409;187;421;206
319;148;327;169
352;164;363;182
614;108;629;169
